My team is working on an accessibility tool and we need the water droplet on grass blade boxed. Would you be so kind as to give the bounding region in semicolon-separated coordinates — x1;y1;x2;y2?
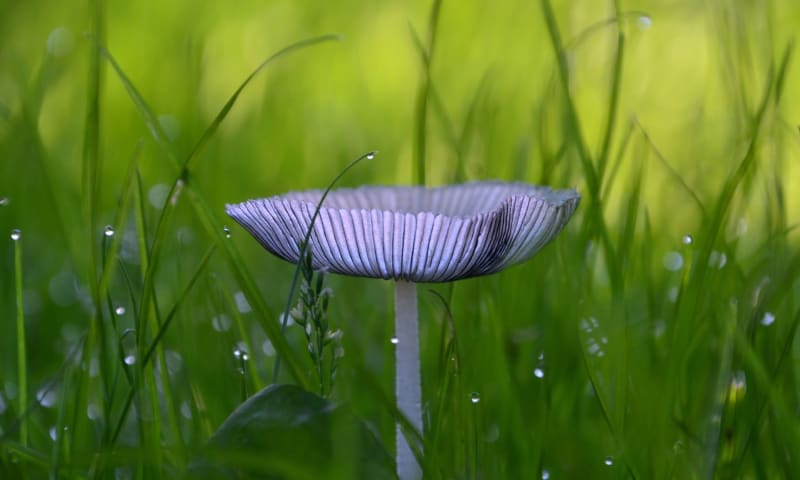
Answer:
114;306;126;316
761;312;775;326
104;225;115;237
212;314;232;332
0;197;8;206
604;456;614;466
637;15;653;29
470;392;481;404
47;27;74;57
124;355;136;365
36;388;57;408
148;184;170;209
541;469;550;480
49;426;57;441
663;251;683;271
533;368;544;379
366;151;376;160
390;336;399;345
223;226;231;238
10;229;21;241
682;234;693;245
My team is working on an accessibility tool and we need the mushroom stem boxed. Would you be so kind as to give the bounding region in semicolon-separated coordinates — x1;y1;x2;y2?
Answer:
394;280;422;480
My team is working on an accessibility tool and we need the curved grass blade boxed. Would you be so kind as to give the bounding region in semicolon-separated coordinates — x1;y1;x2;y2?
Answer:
270;150;375;383
102;35;341;389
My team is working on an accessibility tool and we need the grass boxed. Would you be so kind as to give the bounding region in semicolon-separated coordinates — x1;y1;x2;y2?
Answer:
1;0;799;478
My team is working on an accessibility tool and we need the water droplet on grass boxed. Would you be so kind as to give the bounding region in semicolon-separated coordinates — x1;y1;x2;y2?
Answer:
158;114;181;142
114;306;126;316
124;355;136;365
533;368;544;379
234;291;251;313
223;226;231;238
47;27;74;57
682;234;693;245
366;151;376;160
148;184;170;209
10;229;21;241
637;15;653;29
87;403;101;420
104;225;115;237
541;469;550;480
604;456;614;466
180;401;192;419
0;197;8;206
49;426;57;441
761;312;775;326
709;250;728;269
469;392;481;404
663;251;684;271
36;388;57;408
212;314;232;332
390;336;399;345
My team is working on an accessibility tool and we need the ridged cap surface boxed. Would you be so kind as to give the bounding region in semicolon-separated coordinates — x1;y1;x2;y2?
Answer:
226;181;580;283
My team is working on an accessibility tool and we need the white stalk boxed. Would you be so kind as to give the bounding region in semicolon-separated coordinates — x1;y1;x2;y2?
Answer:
395;280;421;480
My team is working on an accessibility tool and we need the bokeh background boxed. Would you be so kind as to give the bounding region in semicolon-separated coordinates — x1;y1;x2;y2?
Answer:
2;0;799;478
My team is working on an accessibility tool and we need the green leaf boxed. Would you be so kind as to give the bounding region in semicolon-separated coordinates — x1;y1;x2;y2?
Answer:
186;385;395;480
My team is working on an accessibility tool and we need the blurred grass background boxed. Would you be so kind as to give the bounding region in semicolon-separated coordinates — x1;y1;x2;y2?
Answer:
1;0;800;478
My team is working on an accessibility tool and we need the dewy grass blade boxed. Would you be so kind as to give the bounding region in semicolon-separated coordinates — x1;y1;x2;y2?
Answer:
411;0;442;186
109;246;215;448
102;36;340;390
221;282;264;392
271;150;375;383
13;230;28;448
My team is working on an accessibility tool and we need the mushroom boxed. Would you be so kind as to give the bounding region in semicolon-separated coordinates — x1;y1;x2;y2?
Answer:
226;181;580;479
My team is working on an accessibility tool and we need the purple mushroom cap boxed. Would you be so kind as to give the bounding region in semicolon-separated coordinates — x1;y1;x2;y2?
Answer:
226;181;580;282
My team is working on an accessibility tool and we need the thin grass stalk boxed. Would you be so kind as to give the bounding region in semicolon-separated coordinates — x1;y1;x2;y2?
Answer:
14;233;27;449
411;0;443;186
271;150;375;383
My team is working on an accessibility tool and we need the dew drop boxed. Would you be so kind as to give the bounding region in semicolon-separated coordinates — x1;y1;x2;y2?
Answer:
469;392;481;404
223;226;231;238
114;306;126;316
10;229;21;241
180;401;192;419
366;151;376;160
124;355;136;365
46;27;74;57
541;469;550;480
49;426;57;441
233;349;242;359
36;388;57;408
390;336;399;345
212;314;232;332
241;353;249;361
104;225;115;237
682;234;693;245
663;251;684;271
604;456;614;466
0;197;8;206
636;15;653;29
148;184;170;209
87;403;101;420
761;312;775;326
262;339;276;356
533;368;545;379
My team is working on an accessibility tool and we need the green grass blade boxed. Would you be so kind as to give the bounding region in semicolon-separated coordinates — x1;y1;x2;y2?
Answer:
13;231;28;448
410;0;443;185
271;150;375;383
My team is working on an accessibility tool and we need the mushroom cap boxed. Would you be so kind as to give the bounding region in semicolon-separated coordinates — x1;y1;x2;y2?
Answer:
226;181;580;283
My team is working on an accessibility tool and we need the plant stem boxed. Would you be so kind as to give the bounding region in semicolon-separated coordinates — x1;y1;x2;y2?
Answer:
395;280;421;479
14;234;28;447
